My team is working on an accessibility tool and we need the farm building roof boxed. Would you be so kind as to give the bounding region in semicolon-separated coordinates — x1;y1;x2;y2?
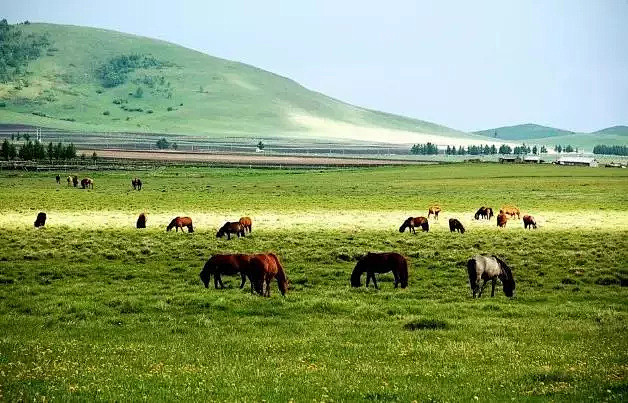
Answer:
556;156;596;164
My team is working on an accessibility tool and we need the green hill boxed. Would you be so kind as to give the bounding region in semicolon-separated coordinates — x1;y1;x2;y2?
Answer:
473;123;575;140
0;22;486;145
593;126;628;136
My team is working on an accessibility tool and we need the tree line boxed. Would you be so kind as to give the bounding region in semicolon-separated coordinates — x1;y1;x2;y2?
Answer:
1;137;77;162
593;145;628;156
553;145;578;153
410;143;548;155
0;19;50;82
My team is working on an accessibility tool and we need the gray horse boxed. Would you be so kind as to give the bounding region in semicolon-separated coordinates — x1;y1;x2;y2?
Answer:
466;255;515;298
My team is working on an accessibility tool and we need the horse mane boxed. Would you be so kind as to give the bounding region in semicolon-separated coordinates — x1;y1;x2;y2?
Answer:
492;255;515;294
268;253;288;294
166;218;177;230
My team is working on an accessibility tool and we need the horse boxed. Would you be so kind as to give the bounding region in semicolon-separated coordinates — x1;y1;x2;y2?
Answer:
523;215;537;229
474;207;494;220
249;253;288;296
136;213;146;229
350;252;408;289
449;218;465;233
131;178;142;191
81;178;94;189
34;212;46;228
166;216;194;232
466;255;515;298
67;175;78;187
55;175;60;184
497;212;508;228
239;216;252;233
200;254;255;290
399;217;429;234
500;206;520;219
216;222;245;239
427;205;441;220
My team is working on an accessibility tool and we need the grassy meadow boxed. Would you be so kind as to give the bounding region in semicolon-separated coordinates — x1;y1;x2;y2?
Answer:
0;163;627;401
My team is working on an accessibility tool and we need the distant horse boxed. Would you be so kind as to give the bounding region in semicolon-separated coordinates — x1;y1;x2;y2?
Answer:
55;175;60;184
216;222;245;239
497;212;508;228
467;255;515;298
200;254;255;290
34;212;46;228
427;205;441;220
474;207;494;220
136;213;146;229
239;216;252;233
500;206;520;219
523;215;537;229
449;218;465;233
67;175;78;187
249;253;288;296
132;178;142;191
399;216;429;233
351;252;408;289
81;178;94;189
166;216;194;232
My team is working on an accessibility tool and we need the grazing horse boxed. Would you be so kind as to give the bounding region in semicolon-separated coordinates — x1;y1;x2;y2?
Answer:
166;216;194;232
81;178;94;189
34;212;46;228
427;205;441;220
136;213;146;229
474;206;494;220
399;216;429;233
249;253;288;297
216;222;245;239
351;252;408;289
55;175;60;184
131;178;142;190
523;215;537;229
500;206;520;219
497;212;508;228
67;175;78;187
200;254;255;290
467;255;515;298
449;218;465;233
239;216;253;233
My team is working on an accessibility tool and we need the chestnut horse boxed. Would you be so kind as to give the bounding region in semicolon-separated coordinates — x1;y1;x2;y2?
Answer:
500;206;520;219
523;215;537;229
216;222;245;239
249;253;288;297
449;218;465;233
497;212;508;228
81;178;94;189
399;217;429;233
200;254;255;290
467;255;515;298
34;212;46;228
351;252;408;289
239;216;252;233
427;205;441;220
166;216;194;232
474;207;494;220
136;213;146;229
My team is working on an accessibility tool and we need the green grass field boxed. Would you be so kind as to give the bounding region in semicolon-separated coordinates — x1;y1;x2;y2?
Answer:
1;164;627;401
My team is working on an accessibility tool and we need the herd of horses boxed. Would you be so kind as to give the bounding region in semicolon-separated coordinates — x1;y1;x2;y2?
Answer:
57;175;94;189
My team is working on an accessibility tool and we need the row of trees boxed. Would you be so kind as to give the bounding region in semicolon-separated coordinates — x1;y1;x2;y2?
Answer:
1;139;77;161
593;144;628;156
156;137;178;150
411;143;548;155
553;145;578;153
410;142;438;155
0;19;50;82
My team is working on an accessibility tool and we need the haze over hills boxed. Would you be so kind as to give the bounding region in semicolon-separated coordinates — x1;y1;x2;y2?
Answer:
0;22;497;146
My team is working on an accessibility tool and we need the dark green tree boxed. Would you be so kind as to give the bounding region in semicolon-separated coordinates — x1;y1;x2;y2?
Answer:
156;137;170;149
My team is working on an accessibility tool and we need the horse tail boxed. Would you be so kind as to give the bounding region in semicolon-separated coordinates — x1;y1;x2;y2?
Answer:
269;254;288;296
422;221;429;232
466;258;478;289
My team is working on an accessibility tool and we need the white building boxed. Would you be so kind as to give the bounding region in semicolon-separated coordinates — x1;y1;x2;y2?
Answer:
556;156;598;167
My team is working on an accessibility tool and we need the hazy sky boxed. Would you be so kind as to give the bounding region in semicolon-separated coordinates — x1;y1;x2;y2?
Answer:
4;1;627;132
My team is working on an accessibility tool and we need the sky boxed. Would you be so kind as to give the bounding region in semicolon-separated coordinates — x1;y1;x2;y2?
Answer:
3;0;627;132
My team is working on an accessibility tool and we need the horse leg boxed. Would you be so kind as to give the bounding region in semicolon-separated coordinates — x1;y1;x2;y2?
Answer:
265;278;271;297
366;272;371;287
478;280;489;297
214;275;220;289
491;278;497;297
227;232;231;240
393;271;400;288
239;273;246;289
372;274;379;290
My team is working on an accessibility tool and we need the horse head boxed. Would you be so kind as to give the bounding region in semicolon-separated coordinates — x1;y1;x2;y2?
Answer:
350;259;366;287
199;267;211;288
493;256;515;297
166;218;177;232
399;218;412;233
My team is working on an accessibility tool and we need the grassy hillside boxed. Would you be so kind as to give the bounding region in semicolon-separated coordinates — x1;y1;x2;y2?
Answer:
474;123;575;140
594;125;628;136
0;23;486;145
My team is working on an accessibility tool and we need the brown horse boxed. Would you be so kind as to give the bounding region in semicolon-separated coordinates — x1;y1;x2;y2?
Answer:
497;212;508;228
136;213;146;229
427;205;441;220
351;252;408;289
399;216;429;233
474;207;494;220
449;218;465;233
166;216;194;232
467;255;515;298
81;178;94;189
500;206;520;219
239;216;252;233
34;212;46;228
200;254;255;290
249;253;288;296
55;175;60;184
131;178;142;191
523;215;537;229
216;222;245;239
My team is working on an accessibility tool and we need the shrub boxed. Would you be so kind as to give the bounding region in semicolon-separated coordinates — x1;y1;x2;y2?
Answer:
103;111;110;116
167;106;173;111
146;109;153;114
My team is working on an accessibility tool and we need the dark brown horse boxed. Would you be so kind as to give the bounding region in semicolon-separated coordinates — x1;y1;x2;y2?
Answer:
200;254;255;290
474;207;494;220
55;175;60;184
399;216;429;233
136;213;146;229
497;212;508;228
239;216;252;233
34;212;46;228
249;253;288;296
351;252;408;289
467;255;515;298
523;215;537;229
449;218;465;233
131;178;142;190
500;206;520;219
166;216;194;232
427;205;441;220
81;178;94;189
216;222;245;239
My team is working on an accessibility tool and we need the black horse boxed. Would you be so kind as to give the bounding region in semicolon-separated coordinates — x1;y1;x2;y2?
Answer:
449;218;465;233
351;252;408;289
34;212;47;228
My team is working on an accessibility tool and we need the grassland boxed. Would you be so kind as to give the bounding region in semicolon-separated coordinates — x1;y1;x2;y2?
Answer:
0;164;627;401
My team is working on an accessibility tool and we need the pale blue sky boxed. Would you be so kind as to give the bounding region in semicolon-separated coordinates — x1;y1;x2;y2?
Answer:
4;0;627;132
